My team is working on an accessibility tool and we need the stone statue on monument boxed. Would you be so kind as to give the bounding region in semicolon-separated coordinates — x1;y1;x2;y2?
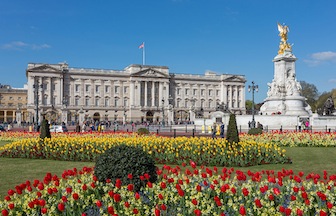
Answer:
286;70;302;96
277;23;292;54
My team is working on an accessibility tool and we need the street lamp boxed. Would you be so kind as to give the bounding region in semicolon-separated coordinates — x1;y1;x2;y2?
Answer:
33;79;43;131
248;81;258;128
161;98;165;127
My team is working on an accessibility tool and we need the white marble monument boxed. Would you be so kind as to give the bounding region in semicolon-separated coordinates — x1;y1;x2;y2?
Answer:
260;23;312;116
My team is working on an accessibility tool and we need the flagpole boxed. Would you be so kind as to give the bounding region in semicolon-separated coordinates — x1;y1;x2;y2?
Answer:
143;42;145;65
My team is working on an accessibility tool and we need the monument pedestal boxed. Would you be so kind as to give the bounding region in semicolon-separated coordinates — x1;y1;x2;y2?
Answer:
260;50;311;116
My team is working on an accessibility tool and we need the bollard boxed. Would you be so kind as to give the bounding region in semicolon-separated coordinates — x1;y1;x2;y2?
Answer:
192;129;195;137
157;129;159;135
280;125;282;132
174;129;176;138
127;129;129;132
329;128;331;133
325;126;328;132
114;129;116;132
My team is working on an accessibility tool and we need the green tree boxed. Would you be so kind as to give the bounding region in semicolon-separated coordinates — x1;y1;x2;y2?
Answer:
299;81;320;111
226;114;239;144
315;89;336;114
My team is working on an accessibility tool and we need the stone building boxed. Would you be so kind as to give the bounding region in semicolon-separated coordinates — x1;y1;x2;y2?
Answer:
0;84;28;124
26;63;246;125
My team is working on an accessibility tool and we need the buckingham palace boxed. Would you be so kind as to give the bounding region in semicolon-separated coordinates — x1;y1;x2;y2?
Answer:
26;62;246;125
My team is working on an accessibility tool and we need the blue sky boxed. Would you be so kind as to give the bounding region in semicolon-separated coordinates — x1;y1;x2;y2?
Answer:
1;0;335;103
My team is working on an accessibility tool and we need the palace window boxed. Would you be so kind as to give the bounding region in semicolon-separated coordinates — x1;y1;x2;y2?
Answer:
216;90;220;96
177;88;181;95
185;89;189;95
75;84;80;92
209;90;212;96
115;86;119;94
85;85;90;92
201;89;205;96
104;98;110;107
193;89;197;95
85;97;90;106
124;98;128;107
75;97;79;106
95;85;100;93
105;86;110;93
124;86;128;93
114;98;119;107
95;97;100;106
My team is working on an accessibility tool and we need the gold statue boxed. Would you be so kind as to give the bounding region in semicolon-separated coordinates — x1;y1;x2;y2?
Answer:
277;22;292;54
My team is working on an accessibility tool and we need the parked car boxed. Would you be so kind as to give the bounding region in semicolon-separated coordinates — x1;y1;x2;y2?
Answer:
0;125;6;132
50;125;68;133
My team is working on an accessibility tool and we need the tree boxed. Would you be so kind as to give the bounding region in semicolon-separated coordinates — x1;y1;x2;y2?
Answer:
315;89;336;115
299;81;319;111
226;114;239;144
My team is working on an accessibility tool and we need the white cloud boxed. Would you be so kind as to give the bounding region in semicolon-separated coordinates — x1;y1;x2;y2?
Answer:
304;51;336;66
1;41;51;50
329;78;336;83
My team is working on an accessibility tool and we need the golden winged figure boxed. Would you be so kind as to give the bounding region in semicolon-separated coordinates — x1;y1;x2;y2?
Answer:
277;22;292;54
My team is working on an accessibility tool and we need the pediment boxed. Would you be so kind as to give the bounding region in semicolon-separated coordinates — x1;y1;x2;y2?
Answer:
131;68;168;78
223;75;246;82
27;64;61;73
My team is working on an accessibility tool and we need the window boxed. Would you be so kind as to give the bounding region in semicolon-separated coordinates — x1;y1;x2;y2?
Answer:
124;98;128;107
176;100;180;108
216;90;220;96
201;89;204;96
185;100;188;108
114;98;119;106
43;95;48;105
75;84;80;92
105;98;109;107
8;103;13;107
185;89;189;95
9;97;13;100
85;85;90;92
52;97;56;106
209;90;212;96
75;97;79;106
208;100;212;107
115;86;119;93
95;97;100;106
193;89;197;95
177;88;181;95
52;84;56;91
18;97;22;100
85;97;90;106
105;86;109;93
96;85;100;93
124;86;128;93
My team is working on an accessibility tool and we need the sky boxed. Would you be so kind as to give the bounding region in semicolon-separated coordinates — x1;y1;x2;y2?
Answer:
0;0;335;103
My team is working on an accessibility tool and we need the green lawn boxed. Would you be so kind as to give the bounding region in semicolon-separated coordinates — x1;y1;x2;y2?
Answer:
1;147;336;199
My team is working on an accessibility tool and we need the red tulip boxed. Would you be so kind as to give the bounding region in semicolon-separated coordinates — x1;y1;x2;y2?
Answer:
73;193;79;200
1;209;9;216
58;203;65;212
41;208;48;214
133;208;139;214
239;205;246;215
96;200;102;208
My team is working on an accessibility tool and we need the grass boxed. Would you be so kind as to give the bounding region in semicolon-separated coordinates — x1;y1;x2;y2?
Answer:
1;147;336;199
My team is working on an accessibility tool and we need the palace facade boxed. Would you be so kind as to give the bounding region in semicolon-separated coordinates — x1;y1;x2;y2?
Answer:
0;84;28;124
26;63;246;125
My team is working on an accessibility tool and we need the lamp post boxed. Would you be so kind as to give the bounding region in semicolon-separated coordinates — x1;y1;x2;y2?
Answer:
33;79;43;131
248;81;258;128
161;98;165;127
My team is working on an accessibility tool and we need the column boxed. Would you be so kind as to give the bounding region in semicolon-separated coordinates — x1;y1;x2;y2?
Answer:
235;85;239;108
110;80;114;107
120;81;124;107
241;85;246;109
144;81;147;107
39;77;43;105
159;82;163;104
59;76;63;105
4;111;7;122
91;79;95;107
229;85;233;108
152;81;155;107
130;81;135;106
221;81;225;103
100;80;104;107
164;82;169;106
135;81;139;106
81;79;85;106
27;76;35;105
49;77;52;105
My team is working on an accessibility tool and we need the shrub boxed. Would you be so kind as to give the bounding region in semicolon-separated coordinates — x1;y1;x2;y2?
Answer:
137;127;149;135
248;128;263;135
94;145;157;191
39;116;51;140
226;114;239;144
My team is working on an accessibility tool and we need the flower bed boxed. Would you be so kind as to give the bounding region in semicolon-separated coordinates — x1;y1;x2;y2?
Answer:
1;164;335;215
240;131;336;147
0;136;290;167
